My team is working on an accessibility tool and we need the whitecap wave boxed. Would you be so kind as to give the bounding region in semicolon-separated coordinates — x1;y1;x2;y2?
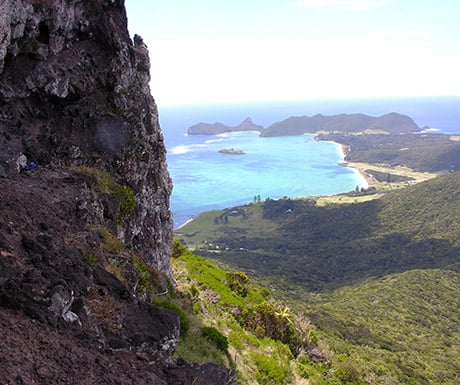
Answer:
205;138;224;144
169;143;208;155
421;127;441;133
169;145;191;154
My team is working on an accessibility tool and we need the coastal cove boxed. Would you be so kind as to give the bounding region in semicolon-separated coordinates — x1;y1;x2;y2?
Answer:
167;131;367;228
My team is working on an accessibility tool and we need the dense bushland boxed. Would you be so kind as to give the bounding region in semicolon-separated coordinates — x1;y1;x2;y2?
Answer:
317;132;460;172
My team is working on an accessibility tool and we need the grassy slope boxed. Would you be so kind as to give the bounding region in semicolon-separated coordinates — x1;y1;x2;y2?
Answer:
171;248;370;385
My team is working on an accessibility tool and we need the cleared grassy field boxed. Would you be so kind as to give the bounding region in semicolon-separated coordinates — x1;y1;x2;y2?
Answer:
176;204;278;250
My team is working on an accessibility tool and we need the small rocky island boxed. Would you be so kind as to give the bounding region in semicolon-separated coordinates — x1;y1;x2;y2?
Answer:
219;148;246;155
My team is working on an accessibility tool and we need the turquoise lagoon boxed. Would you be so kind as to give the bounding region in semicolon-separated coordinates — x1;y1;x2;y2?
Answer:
167;131;366;228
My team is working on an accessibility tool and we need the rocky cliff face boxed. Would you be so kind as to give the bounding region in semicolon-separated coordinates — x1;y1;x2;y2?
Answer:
0;1;234;383
0;0;173;275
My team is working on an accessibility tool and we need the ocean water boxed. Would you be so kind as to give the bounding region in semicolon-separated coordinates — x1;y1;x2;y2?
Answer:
159;96;460;227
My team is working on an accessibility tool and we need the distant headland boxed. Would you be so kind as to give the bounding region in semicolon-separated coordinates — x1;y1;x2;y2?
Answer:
187;112;421;136
187;117;264;135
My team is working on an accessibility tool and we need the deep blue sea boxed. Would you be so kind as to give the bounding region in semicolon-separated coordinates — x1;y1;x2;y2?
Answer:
158;96;460;228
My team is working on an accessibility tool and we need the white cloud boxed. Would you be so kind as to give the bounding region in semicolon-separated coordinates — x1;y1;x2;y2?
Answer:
294;0;387;11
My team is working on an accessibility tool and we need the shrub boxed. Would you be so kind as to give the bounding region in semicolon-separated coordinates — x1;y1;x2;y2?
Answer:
132;255;154;296
113;184;137;220
225;271;250;296
201;326;229;352
172;237;187;258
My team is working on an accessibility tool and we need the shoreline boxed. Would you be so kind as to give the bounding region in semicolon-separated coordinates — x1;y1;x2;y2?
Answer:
320;139;371;189
341;161;372;189
176;216;196;230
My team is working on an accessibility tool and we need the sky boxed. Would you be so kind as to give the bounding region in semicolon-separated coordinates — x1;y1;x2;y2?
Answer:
125;0;460;106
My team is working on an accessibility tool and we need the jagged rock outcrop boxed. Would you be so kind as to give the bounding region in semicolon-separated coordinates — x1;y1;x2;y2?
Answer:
0;1;235;384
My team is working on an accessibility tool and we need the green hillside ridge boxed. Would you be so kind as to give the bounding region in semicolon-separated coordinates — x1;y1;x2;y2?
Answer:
176;172;460;291
188;117;264;135
173;173;460;384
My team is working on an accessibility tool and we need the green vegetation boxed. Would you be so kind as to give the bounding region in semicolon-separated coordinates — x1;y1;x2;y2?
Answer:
172;237;187;258
175;173;460;384
251;348;292;385
201;326;229;352
225;271;250;296
154;299;190;336
86;224;125;266
178;172;460;291
94;225;124;255
317;132;460;172
260;112;419;137
116;184;137;220
174;320;229;367
171;244;366;384
304;269;460;385
84;252;98;267
130;255;173;301
132;255;156;297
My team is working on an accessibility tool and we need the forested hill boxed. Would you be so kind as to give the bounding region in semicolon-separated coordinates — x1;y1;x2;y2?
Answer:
260;112;420;136
177;172;460;291
320;131;460;172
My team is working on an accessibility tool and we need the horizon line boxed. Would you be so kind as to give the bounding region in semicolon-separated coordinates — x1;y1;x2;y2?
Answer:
157;94;460;108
